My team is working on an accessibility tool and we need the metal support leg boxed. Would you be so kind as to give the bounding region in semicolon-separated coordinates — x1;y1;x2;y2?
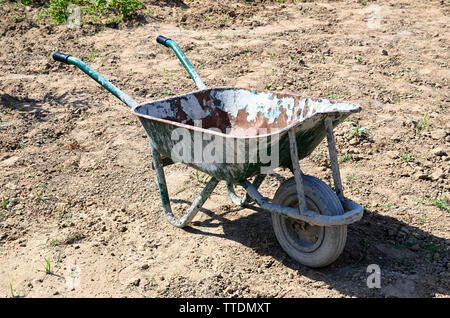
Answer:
325;118;344;199
240;179;363;226
226;174;266;206
238;121;363;226
150;146;219;228
288;129;307;213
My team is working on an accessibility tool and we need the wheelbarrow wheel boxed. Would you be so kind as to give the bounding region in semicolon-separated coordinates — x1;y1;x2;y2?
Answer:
272;175;347;268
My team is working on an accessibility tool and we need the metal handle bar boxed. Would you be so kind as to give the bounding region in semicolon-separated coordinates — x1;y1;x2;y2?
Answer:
52;52;139;109
156;35;207;90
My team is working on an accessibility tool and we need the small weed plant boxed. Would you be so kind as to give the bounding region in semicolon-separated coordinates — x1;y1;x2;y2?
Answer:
36;0;144;25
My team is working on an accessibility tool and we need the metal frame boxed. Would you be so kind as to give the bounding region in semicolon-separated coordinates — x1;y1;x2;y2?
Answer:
225;175;265;206
150;143;219;228
325;118;344;199
238;117;363;227
147;116;363;228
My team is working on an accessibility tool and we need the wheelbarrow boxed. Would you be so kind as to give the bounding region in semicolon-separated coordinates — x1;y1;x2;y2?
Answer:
52;35;363;268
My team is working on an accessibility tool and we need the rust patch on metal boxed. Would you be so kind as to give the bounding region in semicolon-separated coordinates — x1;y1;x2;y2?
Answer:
193;90;232;132
303;98;309;119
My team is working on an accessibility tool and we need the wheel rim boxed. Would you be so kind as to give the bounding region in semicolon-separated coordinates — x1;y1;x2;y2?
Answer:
280;193;325;253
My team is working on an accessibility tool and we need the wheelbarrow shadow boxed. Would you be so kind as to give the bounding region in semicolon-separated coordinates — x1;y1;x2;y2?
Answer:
1;92;93;122
178;199;449;298
1;94;50;122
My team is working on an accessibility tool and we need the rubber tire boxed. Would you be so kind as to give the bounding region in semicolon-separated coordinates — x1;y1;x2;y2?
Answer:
272;175;347;268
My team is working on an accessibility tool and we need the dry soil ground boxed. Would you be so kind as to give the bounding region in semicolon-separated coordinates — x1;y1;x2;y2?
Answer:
0;0;449;298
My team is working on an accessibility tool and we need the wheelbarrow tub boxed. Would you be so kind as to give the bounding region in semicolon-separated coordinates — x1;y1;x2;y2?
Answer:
133;87;361;182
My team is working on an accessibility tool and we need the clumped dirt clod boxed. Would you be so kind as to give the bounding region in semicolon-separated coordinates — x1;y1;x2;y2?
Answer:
0;0;449;298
